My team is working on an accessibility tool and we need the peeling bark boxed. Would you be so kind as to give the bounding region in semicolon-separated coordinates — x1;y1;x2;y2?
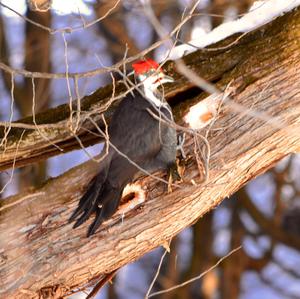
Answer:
0;7;299;299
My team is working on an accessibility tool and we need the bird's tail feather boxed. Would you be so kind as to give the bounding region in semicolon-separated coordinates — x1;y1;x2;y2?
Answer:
87;185;123;236
69;176;98;223
70;168;124;236
69;166;109;226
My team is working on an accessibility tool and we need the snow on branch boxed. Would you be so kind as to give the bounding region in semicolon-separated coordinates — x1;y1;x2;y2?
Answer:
168;0;300;60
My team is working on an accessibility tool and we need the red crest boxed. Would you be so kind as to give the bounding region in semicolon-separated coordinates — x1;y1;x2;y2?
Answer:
132;59;160;75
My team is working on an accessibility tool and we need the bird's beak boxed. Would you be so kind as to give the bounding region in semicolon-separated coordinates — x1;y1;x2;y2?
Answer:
161;74;174;83
155;74;174;84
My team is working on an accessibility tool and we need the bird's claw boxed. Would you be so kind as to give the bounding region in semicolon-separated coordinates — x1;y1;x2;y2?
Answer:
177;133;186;159
167;163;182;193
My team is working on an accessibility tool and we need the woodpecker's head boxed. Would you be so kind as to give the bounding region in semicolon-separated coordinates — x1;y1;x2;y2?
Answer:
132;59;174;92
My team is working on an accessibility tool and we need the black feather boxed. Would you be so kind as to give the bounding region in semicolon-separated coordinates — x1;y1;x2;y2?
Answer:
87;187;122;236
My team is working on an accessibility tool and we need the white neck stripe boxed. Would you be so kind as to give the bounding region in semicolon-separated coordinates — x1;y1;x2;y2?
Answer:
144;87;163;107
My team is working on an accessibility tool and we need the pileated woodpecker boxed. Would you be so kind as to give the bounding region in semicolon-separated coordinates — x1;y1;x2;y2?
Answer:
69;59;178;236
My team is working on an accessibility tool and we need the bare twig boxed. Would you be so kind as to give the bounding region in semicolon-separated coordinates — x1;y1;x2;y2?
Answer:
0;0;207;81
31;78;64;152
145;248;169;299
86;269;118;299
0;0;121;34
0;73;15;149
148;246;242;298
0;130;25;194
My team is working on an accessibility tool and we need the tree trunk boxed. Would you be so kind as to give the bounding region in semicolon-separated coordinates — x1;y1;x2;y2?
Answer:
0;7;299;299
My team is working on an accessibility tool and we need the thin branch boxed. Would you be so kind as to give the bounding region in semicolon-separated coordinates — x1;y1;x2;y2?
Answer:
145;248;169;299
0;1;205;81
148;246;242;298
0;73;15;149
31;78;64;152
86;269;118;299
0;130;25;194
0;0;121;34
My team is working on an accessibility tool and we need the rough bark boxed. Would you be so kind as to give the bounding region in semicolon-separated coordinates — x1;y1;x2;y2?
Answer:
0;7;300;299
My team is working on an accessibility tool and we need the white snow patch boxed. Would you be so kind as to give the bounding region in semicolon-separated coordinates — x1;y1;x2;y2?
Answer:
190;15;211;41
168;0;300;60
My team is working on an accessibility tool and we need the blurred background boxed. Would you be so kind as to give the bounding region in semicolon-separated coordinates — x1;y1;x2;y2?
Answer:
0;0;300;298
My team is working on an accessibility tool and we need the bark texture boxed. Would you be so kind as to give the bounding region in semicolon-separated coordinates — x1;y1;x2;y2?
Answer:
0;7;300;299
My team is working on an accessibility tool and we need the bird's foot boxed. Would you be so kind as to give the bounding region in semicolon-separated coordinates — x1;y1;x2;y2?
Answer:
177;131;195;178
167;162;182;193
177;132;186;159
168;173;173;193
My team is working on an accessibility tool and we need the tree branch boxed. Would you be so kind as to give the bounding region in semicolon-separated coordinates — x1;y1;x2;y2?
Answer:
238;188;300;250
